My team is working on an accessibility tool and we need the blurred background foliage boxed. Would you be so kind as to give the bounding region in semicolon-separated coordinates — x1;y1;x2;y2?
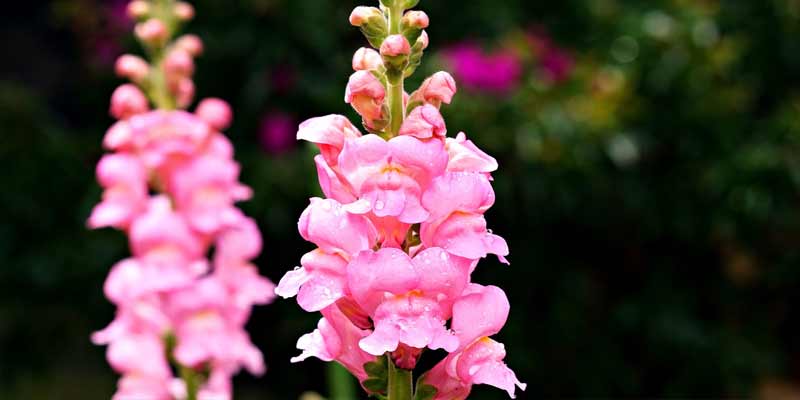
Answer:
2;0;800;398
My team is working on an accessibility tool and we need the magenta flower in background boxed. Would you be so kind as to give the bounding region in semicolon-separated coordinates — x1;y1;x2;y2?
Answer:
527;30;575;83
259;111;296;154
441;42;522;94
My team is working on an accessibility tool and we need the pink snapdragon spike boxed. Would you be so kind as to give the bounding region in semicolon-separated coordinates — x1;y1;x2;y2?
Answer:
89;2;274;399
277;1;524;399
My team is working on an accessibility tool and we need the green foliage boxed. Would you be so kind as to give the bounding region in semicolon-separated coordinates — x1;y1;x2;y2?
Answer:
363;355;390;396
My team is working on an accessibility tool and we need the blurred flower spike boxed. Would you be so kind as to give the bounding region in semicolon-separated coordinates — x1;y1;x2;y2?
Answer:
89;1;275;399
276;1;525;399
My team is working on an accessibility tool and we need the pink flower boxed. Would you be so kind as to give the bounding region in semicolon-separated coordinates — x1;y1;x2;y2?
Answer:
167;155;252;234
347;247;472;356
88;153;148;229
106;333;175;400
337;135;448;223
422;285;526;399
421;172;509;263
528;30;574;83
175;35;204;57
291;303;376;382
445;132;498;175
399;104;447;139
345;71;386;127
168;277;265;375
135;19;168;45
105;110;212;169
297;114;362;165
163;48;195;79
410;71;457;108
276;198;376;311
110;84;149;120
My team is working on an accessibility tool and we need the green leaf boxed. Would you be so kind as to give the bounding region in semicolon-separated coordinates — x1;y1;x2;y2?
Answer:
413;380;438;400
362;355;390;395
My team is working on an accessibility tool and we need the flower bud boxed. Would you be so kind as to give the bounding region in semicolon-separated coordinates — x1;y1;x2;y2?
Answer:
398;103;446;138
174;2;195;21
126;0;150;19
345;71;386;123
163;49;195;79
402;11;429;29
135;19;168;46
174;78;195;109
380;34;411;57
115;54;150;82
417;31;429;50
349;6;382;27
110;84;149;120
174;34;204;57
196;98;233;131
412;71;457;107
352;48;383;71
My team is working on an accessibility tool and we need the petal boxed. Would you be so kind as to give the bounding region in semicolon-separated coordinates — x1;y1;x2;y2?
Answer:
451;285;510;346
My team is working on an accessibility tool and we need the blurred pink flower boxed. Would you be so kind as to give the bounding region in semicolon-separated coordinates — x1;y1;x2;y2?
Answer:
258;111;296;154
442;42;522;94
527;30;575;83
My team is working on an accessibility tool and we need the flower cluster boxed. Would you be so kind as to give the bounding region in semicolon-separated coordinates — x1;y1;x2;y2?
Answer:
89;2;274;399
276;1;525;398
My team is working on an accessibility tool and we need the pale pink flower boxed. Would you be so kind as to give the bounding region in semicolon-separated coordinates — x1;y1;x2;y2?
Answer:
167;155;252;234
445;132;498;174
297;115;362;167
422;285;526;399
109;110;212;169
291;303;376;382
349;6;381;26
88;153;148;229
347;247;472;356
276;198;376;311
399;104;447;139
337;135;448;223
421;172;509;263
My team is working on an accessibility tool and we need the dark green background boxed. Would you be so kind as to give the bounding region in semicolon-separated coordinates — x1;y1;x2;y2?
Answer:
2;0;800;398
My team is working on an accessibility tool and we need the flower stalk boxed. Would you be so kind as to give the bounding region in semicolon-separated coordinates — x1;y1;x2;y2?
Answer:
388;360;413;400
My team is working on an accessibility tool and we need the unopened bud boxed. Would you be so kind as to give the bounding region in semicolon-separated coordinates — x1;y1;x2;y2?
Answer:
163;49;195;79
402;11;429;29
174;35;204;57
417;31;429;50
196;98;233;131
127;0;150;19
352;47;383;71
174;2;195;21
380;34;411;57
110;84;149;120
135;19;168;45
115;54;150;82
349;6;382;27
174;78;195;109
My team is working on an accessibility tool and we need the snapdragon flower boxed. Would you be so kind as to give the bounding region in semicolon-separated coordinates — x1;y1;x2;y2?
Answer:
277;1;525;399
89;2;274;399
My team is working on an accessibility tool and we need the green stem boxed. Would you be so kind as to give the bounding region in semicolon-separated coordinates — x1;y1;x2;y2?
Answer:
388;359;413;400
327;363;357;400
386;3;405;136
180;366;200;400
